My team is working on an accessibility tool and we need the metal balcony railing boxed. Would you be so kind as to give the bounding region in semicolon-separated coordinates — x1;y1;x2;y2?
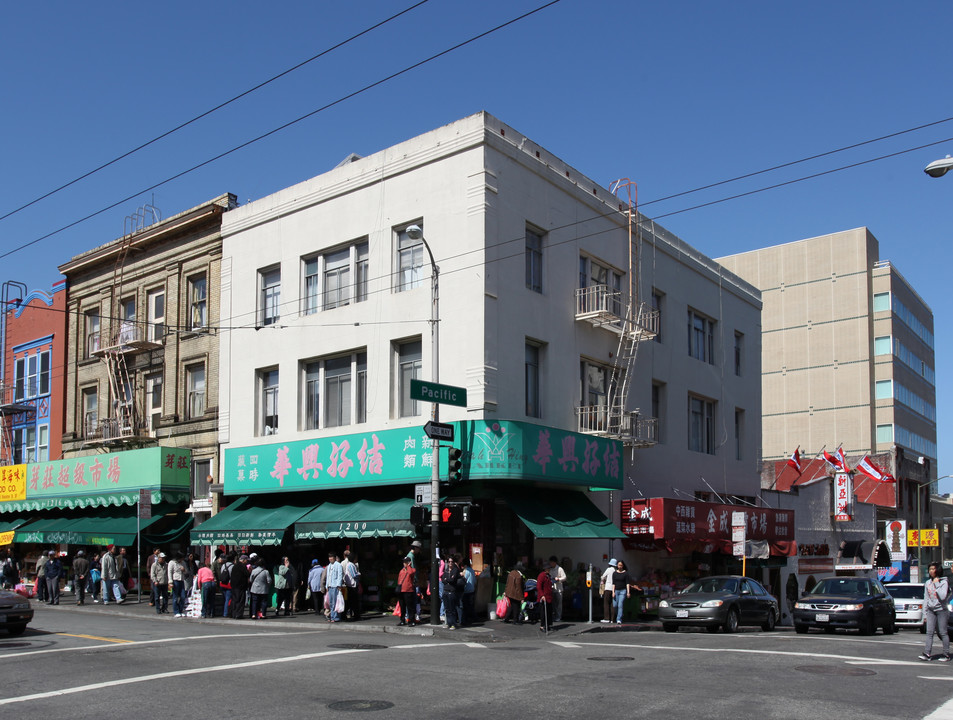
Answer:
575;405;658;448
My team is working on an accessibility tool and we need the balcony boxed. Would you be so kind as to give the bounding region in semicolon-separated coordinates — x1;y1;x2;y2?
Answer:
575;287;660;340
83;415;153;446
0;382;37;415
576;404;658;448
89;323;163;357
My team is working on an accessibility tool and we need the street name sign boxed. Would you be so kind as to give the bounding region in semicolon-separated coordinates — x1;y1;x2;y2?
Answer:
423;420;454;441
410;379;467;407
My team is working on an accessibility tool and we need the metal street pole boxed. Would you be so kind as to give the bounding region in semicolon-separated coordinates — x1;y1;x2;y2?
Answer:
407;225;441;626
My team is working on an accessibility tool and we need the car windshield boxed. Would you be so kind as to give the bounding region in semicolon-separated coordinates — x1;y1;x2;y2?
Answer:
886;585;923;599
812;578;871;596
683;578;739;594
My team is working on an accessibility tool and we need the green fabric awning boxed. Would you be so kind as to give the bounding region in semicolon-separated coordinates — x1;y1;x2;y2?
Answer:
0;489;191;514
13;506;171;546
0;516;29;534
294;497;416;540
190;495;319;547
503;488;626;539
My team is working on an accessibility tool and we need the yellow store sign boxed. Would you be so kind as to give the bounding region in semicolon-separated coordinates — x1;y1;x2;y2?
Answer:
0;464;26;502
908;528;939;547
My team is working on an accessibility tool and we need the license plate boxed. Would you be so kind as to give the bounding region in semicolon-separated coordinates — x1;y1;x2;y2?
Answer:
816;613;829;622
676;610;689;618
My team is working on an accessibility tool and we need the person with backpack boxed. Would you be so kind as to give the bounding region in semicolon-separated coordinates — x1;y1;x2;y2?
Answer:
219;552;235;617
249;556;271;620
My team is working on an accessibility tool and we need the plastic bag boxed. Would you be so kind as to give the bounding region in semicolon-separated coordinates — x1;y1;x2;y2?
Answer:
496;595;510;617
335;591;345;614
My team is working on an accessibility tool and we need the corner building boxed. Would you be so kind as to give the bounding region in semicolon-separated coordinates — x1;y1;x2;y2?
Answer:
213;113;770;615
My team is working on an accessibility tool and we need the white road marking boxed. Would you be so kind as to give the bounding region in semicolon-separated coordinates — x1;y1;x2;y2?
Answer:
923;696;953;718
389;642;454;650
0;631;317;660
463;642;487;649
0;648;366;705
549;641;582;649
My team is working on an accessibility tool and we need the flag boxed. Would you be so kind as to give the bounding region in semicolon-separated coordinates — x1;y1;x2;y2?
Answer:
823;448;844;472
786;447;802;474
835;446;850;472
854;455;896;483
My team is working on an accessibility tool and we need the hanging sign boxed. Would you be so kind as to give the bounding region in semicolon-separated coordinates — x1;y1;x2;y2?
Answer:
834;472;853;521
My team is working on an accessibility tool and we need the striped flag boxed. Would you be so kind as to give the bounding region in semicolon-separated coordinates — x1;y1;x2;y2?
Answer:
855;455;896;483
786;447;802;474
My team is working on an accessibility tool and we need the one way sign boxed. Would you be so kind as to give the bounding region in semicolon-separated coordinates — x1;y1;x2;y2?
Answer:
423;420;454;442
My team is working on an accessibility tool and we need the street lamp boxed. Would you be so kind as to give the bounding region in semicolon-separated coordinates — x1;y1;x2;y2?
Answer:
924;155;953;178
405;224;442;626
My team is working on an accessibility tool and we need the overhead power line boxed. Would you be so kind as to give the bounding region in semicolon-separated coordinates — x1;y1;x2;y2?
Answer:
0;0;434;225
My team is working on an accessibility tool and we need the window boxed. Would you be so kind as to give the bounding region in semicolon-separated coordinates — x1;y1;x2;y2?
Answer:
875;380;892;400
688;309;715;364
581;360;611;409
12;350;49;400
192;459;211;499
876;424;893;444
187;365;206;419
873;292;890;312
324;248;351;310
325;355;352;428
260;368;279;435
525;227;543;293
147;289;165;342
13;357;24;401
303;242;369;314
396;226;424;292
259;268;281;326
525;342;540;417
579;256;623;317
146;373;163;435
689;395;715;454
874;336;891;355
651;290;663;343
303;257;320;315
82;387;98;436
37;424;49;462
652;381;664;443
397;340;422;417
735;409;744;460
734;332;743;376
12;427;36;464
189;275;208;330
85;310;101;357
302;351;367;430
304;361;321;430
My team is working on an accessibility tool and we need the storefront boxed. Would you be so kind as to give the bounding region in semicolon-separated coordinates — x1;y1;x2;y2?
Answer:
0;447;193;581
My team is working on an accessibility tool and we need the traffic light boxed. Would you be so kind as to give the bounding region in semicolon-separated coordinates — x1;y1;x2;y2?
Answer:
410;505;431;526
447;447;463;485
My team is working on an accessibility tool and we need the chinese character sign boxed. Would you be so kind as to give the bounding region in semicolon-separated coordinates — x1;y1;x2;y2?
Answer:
0;465;27;502
834;472;853;521
908;528;939;548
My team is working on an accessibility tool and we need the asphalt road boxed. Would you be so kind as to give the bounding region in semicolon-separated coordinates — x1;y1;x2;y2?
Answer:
3;605;953;719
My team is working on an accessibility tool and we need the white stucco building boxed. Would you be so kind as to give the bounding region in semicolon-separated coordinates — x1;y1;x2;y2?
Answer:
212;112;770;598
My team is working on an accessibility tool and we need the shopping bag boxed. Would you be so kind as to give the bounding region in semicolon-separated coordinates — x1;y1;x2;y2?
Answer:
392;601;402;617
335;591;345;614
496;596;510;617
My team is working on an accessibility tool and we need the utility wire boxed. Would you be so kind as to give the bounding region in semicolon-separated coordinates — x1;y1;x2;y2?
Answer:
0;0;434;225
0;0;565;263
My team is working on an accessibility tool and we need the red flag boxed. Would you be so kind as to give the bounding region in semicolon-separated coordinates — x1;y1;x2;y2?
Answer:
855;455;895;483
836;446;850;473
786;447;802;474
823;449;844;472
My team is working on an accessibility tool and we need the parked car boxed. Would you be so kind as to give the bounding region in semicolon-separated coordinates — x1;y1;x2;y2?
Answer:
658;575;779;633
0;587;33;636
793;576;895;635
885;582;925;632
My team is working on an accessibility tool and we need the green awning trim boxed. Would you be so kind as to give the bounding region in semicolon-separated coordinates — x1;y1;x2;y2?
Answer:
13;505;176;546
190;495;319;547
142;513;195;547
503;488;626;539
0;516;29;534
294;497;416;540
0;490;191;514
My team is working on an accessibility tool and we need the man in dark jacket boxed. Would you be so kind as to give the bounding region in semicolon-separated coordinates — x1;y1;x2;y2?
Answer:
229;555;250;619
503;562;524;624
45;551;62;605
536;566;553;631
72;551;90;605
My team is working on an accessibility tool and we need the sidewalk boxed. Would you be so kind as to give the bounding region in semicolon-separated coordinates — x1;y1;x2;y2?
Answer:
31;591;662;642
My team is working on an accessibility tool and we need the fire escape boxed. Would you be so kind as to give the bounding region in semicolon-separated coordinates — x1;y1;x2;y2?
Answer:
84;205;163;447
574;179;659;448
0;382;36;465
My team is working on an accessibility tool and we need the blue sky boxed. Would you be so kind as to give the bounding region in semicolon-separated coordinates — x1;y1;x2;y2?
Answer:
1;1;949;487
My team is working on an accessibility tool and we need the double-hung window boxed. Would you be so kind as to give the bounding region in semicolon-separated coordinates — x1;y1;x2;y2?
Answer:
689;395;716;454
82;387;98;436
260;369;279;435
189;275;207;330
148;288;166;341
324;248;351;310
146;373;163;435
688;309;715;364
397;340;422;417
260;268;281;326
186;365;205;419
303;257;320;315
525;342;541;417
85;310;101;357
396;226;424;292
526;227;543;293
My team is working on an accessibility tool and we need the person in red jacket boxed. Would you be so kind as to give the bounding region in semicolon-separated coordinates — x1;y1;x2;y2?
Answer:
536;566;553;630
397;556;417;627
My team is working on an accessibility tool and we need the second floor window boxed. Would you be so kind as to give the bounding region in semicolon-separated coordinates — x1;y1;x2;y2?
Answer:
396;226;423;292
397;340;422;417
14;351;50;401
85;310;101;357
688;309;715;364
187;365;205;419
526;227;543;293
189;275;207;330
260;268;281;326
689;395;715;454
260;368;279;435
82;387;98;435
146;373;163;436
148;288;165;341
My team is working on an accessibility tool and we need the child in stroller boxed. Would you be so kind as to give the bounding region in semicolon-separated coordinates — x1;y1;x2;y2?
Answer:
520;578;539;624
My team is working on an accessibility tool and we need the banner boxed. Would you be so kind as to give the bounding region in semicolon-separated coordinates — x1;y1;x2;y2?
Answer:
834;472;852;521
886;519;907;560
0;465;27;502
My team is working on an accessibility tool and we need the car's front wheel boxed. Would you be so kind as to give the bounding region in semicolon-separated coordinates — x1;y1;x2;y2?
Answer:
6;624;26;637
662;623;677;633
883;619;896;635
795;624;809;634
859;611;875;636
723;608;739;633
761;609;777;632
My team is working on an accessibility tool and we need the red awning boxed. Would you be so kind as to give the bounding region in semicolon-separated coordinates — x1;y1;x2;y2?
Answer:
621;497;797;557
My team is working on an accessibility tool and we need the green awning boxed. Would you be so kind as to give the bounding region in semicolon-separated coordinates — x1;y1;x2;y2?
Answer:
294;497;416;540
190;495;319;547
503;488;626;539
0;516;29;534
14;505;170;546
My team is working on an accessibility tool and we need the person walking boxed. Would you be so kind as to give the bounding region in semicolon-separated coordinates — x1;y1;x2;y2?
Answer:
599;559;617;623
89;552;101;603
44;551;62;605
150;553;169;614
326;552;343;623
168;552;189;617
145;547;161;606
274;556;293;616
219;552;235;618
920;562;951;661
35;550;49;602
72;551;89;605
536;563;554;631
341;549;361;621
1;549;20;590
307;559;325;615
610;560;640;625
195;558;216;618
461;558;476;626
249;557;271;620
548;556;567;622
441;554;463;630
116;547;131;599
503;562;525;624
229;555;250;619
397;556;417;626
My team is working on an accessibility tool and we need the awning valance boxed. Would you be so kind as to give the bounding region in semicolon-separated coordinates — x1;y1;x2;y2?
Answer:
502;488;626;539
294;497;416;540
13;505;179;546
190;495;319;547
